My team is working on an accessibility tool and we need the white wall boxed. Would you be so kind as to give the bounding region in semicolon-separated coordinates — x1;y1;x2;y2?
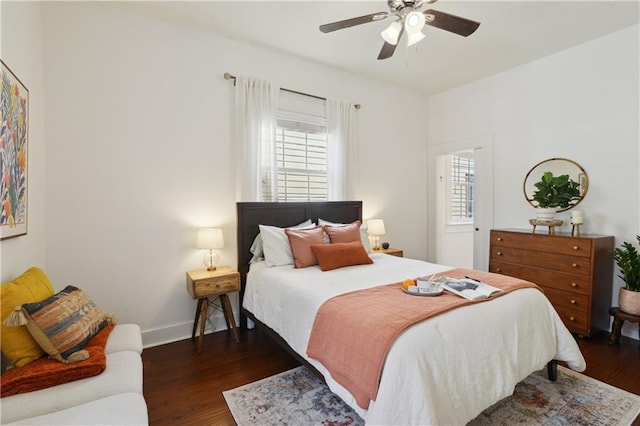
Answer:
34;3;428;346
0;3;48;281
428;25;640;339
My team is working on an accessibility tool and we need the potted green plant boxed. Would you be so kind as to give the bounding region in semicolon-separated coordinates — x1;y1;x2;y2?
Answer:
531;172;582;220
611;236;640;315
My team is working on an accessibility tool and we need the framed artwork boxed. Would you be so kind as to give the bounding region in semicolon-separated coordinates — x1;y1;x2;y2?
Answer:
1;60;29;240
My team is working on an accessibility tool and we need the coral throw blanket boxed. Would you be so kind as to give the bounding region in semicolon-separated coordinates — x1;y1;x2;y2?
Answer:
1;324;114;397
306;268;539;409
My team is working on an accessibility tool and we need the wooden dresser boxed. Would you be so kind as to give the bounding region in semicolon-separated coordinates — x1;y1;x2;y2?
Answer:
489;229;614;337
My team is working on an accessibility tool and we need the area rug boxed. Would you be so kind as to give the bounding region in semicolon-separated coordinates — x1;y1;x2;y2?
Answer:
223;365;640;426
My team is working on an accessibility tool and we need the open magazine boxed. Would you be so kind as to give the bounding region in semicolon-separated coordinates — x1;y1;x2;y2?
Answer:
431;276;502;301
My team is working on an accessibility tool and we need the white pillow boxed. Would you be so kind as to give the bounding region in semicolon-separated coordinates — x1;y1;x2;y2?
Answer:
259;220;315;267
318;218;371;253
250;219;314;263
249;234;265;263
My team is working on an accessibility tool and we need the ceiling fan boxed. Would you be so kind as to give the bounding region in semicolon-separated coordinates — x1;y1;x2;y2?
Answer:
319;0;480;60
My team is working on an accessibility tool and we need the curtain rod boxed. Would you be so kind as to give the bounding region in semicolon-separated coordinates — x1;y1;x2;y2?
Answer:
223;72;361;109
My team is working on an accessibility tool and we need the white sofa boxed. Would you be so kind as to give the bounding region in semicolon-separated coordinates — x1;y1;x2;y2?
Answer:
1;324;148;425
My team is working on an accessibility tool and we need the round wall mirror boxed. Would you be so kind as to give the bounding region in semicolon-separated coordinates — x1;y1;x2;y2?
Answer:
523;158;588;212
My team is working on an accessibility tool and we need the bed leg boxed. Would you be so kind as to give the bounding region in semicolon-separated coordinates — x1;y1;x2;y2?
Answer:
547;360;557;381
240;312;248;330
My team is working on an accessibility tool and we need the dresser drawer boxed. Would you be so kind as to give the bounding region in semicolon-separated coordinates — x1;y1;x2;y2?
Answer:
553;305;590;335
491;230;592;258
541;286;589;313
490;246;592;276
489;261;591;295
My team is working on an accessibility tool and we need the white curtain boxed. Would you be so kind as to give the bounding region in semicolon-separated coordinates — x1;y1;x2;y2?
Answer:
326;99;358;200
234;76;280;201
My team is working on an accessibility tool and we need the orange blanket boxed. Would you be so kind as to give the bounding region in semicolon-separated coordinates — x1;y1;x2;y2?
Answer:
306;268;539;409
1;324;114;397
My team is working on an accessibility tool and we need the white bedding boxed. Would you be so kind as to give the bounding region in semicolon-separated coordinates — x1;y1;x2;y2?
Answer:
243;254;586;425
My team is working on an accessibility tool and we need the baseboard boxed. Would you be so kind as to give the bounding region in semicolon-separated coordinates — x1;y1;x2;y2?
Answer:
141;309;236;348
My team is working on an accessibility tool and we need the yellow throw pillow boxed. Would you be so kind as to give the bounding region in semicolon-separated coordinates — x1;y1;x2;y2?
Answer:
1;267;54;367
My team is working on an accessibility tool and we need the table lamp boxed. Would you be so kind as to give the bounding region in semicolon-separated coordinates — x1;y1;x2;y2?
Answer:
197;228;224;271
367;219;386;250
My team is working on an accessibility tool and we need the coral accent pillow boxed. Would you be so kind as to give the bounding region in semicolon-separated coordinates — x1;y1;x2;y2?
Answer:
1;267;54;367
285;226;326;268
259;221;316;267
20;286;110;363
323;220;362;244
311;241;373;271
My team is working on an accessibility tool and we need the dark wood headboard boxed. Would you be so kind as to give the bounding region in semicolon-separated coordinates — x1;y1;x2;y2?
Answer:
236;201;362;326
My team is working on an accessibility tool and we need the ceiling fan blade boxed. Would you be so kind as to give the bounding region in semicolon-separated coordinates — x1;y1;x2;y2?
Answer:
377;42;398;60
319;12;388;33
377;27;403;60
424;9;480;37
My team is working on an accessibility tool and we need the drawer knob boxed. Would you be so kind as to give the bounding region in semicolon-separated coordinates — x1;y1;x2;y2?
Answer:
572;263;578;268
497;251;503;256
572;245;579;250
570;299;576;304
569;316;575;321
571;282;577;288
497;237;503;241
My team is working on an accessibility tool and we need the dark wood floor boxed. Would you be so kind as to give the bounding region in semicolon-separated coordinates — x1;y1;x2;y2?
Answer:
143;327;640;425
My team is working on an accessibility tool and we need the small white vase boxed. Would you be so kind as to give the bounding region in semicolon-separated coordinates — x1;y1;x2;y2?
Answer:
535;207;558;221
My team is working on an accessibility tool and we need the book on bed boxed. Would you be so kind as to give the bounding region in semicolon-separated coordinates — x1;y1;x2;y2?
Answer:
434;276;502;301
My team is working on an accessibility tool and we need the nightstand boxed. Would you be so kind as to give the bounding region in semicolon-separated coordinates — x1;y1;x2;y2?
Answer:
374;247;403;257
186;267;240;353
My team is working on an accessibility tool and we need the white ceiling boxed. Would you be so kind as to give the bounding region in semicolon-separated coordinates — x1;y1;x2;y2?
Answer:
112;1;640;95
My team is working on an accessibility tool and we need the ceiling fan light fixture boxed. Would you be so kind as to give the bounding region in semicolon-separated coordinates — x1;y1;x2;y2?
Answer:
407;30;426;46
381;20;403;45
404;11;426;34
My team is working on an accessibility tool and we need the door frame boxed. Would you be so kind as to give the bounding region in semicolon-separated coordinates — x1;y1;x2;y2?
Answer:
427;135;494;270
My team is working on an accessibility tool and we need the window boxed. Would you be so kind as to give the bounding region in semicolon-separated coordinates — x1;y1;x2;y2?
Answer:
266;110;328;202
448;152;475;224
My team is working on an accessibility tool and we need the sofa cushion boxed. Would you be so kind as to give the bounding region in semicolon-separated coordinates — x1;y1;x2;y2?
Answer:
19;286;109;363
1;267;54;367
105;323;143;355
0;349;143;424
3;392;148;425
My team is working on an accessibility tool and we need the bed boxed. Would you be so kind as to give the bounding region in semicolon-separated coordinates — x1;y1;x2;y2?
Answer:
236;201;586;425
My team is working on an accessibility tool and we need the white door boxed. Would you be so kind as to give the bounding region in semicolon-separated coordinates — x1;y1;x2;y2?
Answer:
427;135;493;270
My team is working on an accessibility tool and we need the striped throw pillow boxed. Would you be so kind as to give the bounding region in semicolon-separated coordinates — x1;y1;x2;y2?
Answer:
19;286;110;363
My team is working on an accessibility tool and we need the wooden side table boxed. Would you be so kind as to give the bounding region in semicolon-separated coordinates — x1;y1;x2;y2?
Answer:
186;267;240;353
608;307;640;348
374;247;403;257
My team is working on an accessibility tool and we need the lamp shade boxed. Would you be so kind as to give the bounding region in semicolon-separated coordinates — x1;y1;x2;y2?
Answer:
381;20;403;45
197;228;224;249
405;11;426;34
367;219;386;236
